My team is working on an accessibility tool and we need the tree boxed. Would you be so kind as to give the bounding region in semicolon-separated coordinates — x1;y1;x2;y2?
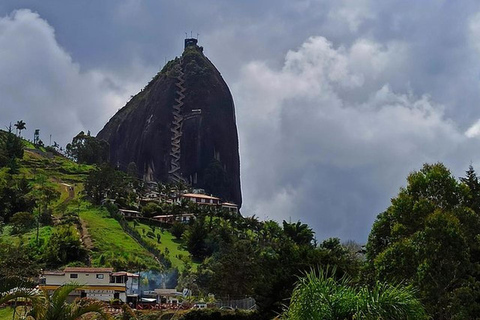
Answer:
10;211;35;234
460;165;480;212
14;120;26;137
282;269;426;320
199;239;260;297
282;220;314;246
34;129;40;146
32;175;60;245
366;163;480;319
0;284;112;320
66;131;109;165
84;164;134;206
171;221;186;239
44;226;88;267
0;125;24;172
0;169;35;223
184;218;209;259
0;241;40;289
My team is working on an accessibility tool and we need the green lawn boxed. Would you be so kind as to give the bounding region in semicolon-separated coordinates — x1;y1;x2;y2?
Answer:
0;225;53;248
128;221;198;271
0;308;13;320
79;206;160;270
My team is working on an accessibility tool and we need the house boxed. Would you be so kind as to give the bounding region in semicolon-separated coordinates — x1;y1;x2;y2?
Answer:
152;213;195;224
221;202;238;213
39;267;139;303
178;193;221;205
119;209;141;218
175;193;239;213
154;289;183;305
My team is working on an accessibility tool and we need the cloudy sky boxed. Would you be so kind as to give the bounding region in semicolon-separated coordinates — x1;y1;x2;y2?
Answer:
2;1;480;242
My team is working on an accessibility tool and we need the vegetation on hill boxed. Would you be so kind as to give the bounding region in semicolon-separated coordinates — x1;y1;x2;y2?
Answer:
6;125;480;319
366;163;480;319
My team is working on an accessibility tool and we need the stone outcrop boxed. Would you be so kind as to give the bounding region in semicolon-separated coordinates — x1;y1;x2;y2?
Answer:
97;40;242;206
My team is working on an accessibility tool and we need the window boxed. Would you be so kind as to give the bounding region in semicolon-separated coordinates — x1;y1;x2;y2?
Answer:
70;274;78;279
96;274;104;279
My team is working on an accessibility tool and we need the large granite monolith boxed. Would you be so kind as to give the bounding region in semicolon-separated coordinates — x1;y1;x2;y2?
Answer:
97;39;241;206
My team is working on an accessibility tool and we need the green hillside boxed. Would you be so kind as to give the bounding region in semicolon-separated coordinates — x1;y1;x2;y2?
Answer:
0;130;194;272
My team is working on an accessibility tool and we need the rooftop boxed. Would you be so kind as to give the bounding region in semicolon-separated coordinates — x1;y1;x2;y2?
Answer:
182;193;219;200
222;202;238;206
119;209;141;214
111;271;139;277
64;267;113;273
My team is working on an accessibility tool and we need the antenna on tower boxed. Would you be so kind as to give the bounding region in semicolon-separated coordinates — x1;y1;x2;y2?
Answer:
197;33;199;41
185;32;187;39
190;31;193;38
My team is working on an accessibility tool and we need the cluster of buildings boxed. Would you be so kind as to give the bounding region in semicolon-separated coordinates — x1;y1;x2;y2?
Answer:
120;190;239;224
39;267;182;306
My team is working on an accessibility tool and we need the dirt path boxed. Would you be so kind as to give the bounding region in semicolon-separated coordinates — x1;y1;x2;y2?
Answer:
79;218;94;250
58;182;75;207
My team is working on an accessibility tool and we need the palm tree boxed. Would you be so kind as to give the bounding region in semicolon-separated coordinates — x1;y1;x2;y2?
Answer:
0;283;112;320
14;120;26;137
282;269;427;320
283;221;314;245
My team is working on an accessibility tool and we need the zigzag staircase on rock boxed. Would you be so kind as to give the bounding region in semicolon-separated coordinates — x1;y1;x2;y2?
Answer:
169;62;186;183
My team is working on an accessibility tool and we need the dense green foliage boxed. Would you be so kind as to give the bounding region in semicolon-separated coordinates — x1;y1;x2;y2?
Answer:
43;225;88;267
84;164;136;206
282;269;426;320
177;213;361;316
0;241;40;291
367;163;480;319
66;131;109;165
0;284;111;320
10;124;480;319
0;127;24;173
0;168;35;223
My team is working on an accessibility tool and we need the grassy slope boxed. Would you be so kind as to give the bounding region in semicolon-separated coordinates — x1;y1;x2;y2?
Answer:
0;142;160;270
0;136;197;271
127;221;199;271
1;225;53;247
0;308;13;320
79;206;159;269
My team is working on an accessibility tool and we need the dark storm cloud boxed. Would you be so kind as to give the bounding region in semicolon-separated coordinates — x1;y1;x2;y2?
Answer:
2;1;480;241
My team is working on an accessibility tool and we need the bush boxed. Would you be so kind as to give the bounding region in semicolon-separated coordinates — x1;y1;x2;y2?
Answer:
142;202;161;218
10;211;35;234
171;222;186;239
146;231;155;238
43;225;88;267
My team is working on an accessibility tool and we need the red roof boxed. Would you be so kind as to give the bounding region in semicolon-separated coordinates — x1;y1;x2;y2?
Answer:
64;267;113;273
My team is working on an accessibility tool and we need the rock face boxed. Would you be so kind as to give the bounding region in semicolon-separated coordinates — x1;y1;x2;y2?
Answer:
97;40;242;206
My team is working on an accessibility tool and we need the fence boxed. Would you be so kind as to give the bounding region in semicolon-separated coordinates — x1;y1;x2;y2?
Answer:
215;297;256;310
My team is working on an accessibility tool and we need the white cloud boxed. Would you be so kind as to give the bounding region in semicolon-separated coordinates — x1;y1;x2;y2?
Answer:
0;9;147;146
234;36;478;241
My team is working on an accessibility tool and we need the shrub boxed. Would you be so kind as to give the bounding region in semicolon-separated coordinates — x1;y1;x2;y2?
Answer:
10;211;35;234
171;222;186;239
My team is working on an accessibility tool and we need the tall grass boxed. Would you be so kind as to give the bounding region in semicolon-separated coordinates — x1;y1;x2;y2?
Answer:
283;268;427;320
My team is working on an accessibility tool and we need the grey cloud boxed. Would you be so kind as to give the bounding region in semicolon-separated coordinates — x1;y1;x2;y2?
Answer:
2;2;480;241
235;36;480;241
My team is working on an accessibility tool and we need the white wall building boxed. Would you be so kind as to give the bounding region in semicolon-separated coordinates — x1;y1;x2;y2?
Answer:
39;267;139;303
